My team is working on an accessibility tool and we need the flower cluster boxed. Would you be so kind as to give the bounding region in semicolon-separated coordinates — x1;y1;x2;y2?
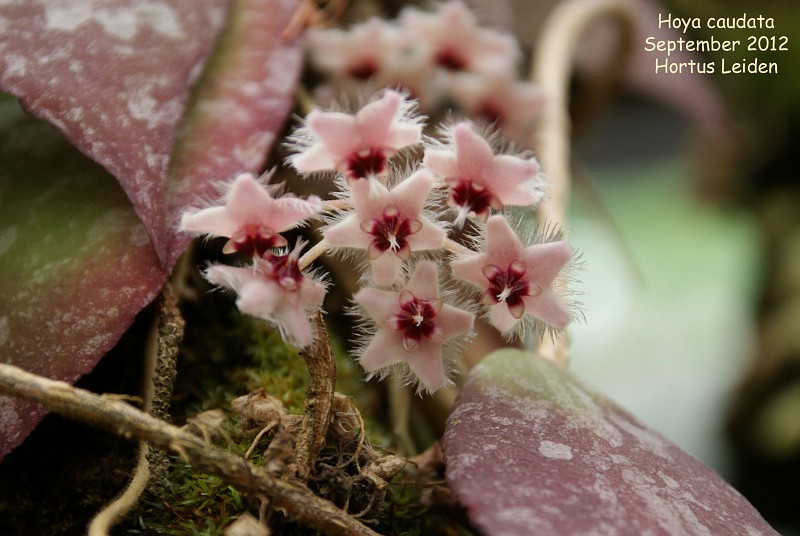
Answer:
180;3;578;395
304;0;543;142
181;88;576;394
180;174;326;347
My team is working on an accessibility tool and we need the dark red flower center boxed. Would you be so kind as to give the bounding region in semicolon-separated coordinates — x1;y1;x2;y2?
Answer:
481;260;542;319
475;100;505;128
360;205;423;260
435;46;468;71
263;250;304;290
446;178;502;222
225;225;287;258
347;59;380;80
385;290;444;351
347;147;388;180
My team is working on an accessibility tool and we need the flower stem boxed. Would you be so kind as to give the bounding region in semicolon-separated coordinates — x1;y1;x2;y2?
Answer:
290;311;336;482
530;0;634;366
299;237;330;270
443;237;475;257
321;199;351;211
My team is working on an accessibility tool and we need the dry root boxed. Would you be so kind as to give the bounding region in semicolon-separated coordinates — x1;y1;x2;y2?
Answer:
231;389;406;523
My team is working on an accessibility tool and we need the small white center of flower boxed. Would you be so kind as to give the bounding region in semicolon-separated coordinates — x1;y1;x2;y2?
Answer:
387;233;400;252
496;286;513;303
412;312;425;326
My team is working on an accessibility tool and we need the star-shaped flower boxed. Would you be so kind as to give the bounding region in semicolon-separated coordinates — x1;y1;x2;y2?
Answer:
354;261;474;393
324;169;446;286
399;0;520;78
445;72;544;143
205;242;326;347
180;173;322;258
450;215;572;335
424;122;545;224
306;18;408;83
289;90;423;181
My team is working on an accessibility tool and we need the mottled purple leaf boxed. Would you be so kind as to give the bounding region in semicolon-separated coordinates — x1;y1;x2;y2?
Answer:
0;0;303;459
0;0;229;266
442;349;777;535
165;0;305;265
0;98;166;457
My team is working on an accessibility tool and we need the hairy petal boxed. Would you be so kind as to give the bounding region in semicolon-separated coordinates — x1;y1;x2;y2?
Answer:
360;328;406;371
324;214;372;249
487;154;541;204
306;110;360;158
354;287;400;322
423;148;459;178
276;294;314;346
180;206;237;237
225;173;278;225
370;250;403;287
390;168;436;216
488;302;521;333
407;221;446;251
522;289;571;329
235;279;284;319
453;122;494;179
484;215;525;267
405;341;446;392
522;240;573;286
450;253;491;289
405;260;441;299
354;89;401;147
290;141;339;172
439;304;476;341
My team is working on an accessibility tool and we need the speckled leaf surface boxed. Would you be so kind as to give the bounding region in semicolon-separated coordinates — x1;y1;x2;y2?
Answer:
442;349;777;535
0;0;229;266
165;0;305;265
0;98;166;458
0;0;303;459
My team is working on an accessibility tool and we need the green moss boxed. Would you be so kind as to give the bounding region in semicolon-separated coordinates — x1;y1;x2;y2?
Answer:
130;266;442;533
231;317;310;415
130;459;245;536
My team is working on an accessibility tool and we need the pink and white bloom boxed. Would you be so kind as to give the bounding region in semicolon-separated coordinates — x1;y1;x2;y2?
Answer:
354;261;474;393
180;173;322;258
424;122;545;223
450;215;572;335
205;242;326;347
306;18;409;84
445;72;544;143
305;19;436;110
399;0;520;78
324;169;446;286
289;90;423;181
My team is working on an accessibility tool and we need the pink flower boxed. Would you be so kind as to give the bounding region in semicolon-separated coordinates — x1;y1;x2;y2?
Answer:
306;18;408;84
445;72;544;142
450;215;572;335
324;169;446;286
180;173;322;258
399;0;520;78
205;242;326;347
354;261;474;393
424;122;545;223
289;90;423;181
